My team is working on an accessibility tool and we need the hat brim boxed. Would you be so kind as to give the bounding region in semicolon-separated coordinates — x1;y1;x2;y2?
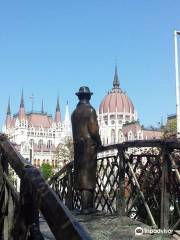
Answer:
76;92;93;96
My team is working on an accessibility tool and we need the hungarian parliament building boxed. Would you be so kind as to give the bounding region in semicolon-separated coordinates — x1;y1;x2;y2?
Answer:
2;67;162;168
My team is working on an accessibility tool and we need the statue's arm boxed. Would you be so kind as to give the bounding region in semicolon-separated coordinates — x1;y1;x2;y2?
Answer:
88;109;102;147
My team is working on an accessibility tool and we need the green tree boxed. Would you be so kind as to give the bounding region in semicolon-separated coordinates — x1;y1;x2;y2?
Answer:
55;137;74;169
40;163;53;180
163;116;176;139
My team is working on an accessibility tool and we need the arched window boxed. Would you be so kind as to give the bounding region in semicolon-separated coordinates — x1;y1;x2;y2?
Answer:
29;139;34;148
47;140;52;149
37;159;40;167
55;160;58;167
111;129;115;144
38;139;43;150
118;129;122;142
33;159;36;165
128;131;133;141
52;160;54;167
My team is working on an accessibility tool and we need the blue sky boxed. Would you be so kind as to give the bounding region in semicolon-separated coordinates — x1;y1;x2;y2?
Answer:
0;0;180;128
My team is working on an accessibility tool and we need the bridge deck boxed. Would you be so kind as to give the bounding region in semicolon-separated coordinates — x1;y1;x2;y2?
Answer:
40;214;174;240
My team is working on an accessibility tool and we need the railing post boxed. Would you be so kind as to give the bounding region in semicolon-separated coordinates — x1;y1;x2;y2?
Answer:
14;166;44;240
116;146;126;215
160;146;170;229
66;169;74;210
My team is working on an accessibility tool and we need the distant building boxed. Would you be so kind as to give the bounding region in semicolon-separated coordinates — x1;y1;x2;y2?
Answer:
98;66;162;144
2;67;163;168
2;91;72;168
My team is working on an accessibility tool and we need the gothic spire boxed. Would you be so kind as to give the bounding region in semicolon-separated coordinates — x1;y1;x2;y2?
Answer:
18;89;26;120
56;96;60;112
7;97;11;115
64;101;70;122
41;100;44;113
113;65;120;89
5;97;12;128
20;89;24;108
55;96;61;123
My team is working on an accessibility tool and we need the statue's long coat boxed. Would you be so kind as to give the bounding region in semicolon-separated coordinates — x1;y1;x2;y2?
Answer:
71;101;102;190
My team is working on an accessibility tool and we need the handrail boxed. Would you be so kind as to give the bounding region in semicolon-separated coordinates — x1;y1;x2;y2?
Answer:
48;139;172;184
0;134;92;240
49;161;73;184
50;138;180;231
99;138;180;151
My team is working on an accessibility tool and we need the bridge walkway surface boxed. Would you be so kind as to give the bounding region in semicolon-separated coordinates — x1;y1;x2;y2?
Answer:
40;214;176;240
0;135;179;239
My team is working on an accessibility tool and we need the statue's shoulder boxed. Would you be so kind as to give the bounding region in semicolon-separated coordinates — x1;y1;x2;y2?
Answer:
88;104;96;114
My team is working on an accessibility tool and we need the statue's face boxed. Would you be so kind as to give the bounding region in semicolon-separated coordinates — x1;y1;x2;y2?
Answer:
78;94;91;101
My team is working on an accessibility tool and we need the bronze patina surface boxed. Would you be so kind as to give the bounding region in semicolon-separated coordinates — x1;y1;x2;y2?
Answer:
71;86;102;214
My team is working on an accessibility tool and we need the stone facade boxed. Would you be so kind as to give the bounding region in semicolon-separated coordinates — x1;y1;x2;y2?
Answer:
98;67;162;144
2;92;72;168
2;67;162;169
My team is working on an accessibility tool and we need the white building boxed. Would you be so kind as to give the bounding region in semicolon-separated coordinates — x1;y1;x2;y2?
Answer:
2;91;72;168
98;66;162;144
2;67;162;169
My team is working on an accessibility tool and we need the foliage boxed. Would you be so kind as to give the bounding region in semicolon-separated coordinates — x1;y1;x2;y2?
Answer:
163;116;176;139
55;137;74;169
40;163;53;180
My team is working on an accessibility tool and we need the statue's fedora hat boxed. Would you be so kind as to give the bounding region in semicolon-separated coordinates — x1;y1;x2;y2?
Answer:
76;86;93;96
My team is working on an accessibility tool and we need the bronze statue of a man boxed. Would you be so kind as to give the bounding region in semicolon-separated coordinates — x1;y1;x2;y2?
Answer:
71;86;102;214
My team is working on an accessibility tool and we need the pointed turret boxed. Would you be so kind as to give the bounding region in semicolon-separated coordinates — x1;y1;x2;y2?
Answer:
41;100;44;113
7;97;11;115
64;101;70;122
113;65;120;89
5;97;11;128
56;96;60;112
18;89;26;120
55;96;61;123
20;89;24;108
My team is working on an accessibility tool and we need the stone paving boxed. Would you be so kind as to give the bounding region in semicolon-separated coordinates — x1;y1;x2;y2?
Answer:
40;213;175;240
74;213;173;240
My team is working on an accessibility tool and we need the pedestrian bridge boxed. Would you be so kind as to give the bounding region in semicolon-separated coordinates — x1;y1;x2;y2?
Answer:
0;134;179;239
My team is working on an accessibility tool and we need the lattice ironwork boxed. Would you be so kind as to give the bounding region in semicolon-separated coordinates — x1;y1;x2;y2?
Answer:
50;140;180;231
124;151;162;226
94;155;119;213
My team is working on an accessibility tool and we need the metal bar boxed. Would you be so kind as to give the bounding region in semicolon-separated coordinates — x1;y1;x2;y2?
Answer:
117;147;125;215
65;170;74;210
174;30;180;138
96;173;116;213
160;150;170;229
127;193;139;214
172;218;180;231
127;161;157;228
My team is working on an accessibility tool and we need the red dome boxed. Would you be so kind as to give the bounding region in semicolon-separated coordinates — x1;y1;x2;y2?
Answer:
99;90;134;114
99;66;135;114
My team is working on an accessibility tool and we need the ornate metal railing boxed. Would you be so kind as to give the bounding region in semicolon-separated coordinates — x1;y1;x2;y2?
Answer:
0;134;92;240
49;139;180;231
